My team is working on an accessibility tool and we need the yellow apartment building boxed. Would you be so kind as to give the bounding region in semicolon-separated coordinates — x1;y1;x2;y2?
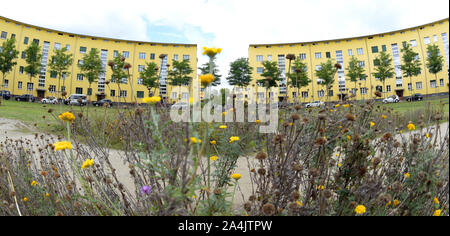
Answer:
248;18;449;103
0;15;197;104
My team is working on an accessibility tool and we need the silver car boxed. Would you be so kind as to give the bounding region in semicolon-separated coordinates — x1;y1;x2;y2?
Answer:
305;101;324;108
383;95;399;103
66;94;87;106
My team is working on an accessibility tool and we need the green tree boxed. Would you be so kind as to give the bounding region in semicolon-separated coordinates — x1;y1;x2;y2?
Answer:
49;47;73;100
315;59;338;102
400;42;422;100
0;38;19;105
140;61;160;96
258;60;282;102
168;59;193;101
372;51;395;99
426;44;444;96
288;58;310;103
346;56;366;100
199;59;221;86
24;42;42;98
226;58;253;89
108;53;128;103
78;48;103;101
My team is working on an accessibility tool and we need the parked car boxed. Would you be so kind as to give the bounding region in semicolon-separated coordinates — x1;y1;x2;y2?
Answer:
406;93;423;102
171;102;189;109
383;95;400;103
65;94;87;106
0;90;11;100
41;96;58;104
15;94;35;102
92;99;113;107
305;101;324;108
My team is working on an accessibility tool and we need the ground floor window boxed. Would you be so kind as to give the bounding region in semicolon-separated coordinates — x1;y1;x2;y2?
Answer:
75;87;83;94
137;91;144;98
430;80;437;88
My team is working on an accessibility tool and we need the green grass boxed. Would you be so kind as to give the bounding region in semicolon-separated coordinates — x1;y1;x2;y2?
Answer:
381;95;449;114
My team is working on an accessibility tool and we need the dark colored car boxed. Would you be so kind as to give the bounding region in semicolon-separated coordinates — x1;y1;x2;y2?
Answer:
0;90;11;100
406;93;423;102
92;99;113;107
15;94;36;102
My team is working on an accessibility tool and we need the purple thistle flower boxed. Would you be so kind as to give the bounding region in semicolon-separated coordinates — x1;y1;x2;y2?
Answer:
140;185;152;195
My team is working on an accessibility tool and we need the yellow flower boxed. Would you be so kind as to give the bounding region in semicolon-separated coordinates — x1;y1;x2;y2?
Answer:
347;135;351;141
407;122;415;131
296;201;303;207
338;126;342;129
45;193;50;197
434;197;439;204
337;162;342;167
381;114;387;119
53;141;72;151
393;199;400;206
343;104;350;108
23;197;28;202
317;185;324;191
256;119;260;124
81;158;94;169
222;111;226;116
426;133;430;138
202;47;222;58
142;96;161;104
354;205;366;215
231;173;242;180
404;173;410;178
229;136;240;143
289;122;293;126
386;201;392;207
335;104;341;108
370;122;375;127
336;153;340;157
189;97;194;104
199;74;215;85
210;156;218;161
434;209;441;216
219;125;227;129
31;181;37;187
190;137;201;144
58;112;75;123
329;109;334;112
210;140;216;145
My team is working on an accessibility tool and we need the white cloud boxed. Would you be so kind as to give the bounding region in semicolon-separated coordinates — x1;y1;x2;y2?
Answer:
1;0;448;88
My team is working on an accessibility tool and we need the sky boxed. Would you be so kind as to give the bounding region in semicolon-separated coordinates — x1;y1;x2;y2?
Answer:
1;0;449;89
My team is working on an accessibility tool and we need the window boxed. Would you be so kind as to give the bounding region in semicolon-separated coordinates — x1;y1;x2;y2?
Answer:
360;87;368;95
50;71;57;78
348;49;353;56
138;65;145;72
66;44;70;51
75;87;83;94
173;54;178;61
325;52;331;58
301;91;308;98
78;60;84;65
382;45;387;52
376;85;383;92
267;55;272;61
171;92;177;99
358;61;365;68
21;51;26;59
49;85;56;93
387;85;391;92
33;39;39;45
3;80;8;88
424;37;431;44
328;90;334;97
27;82;33;91
18;81;22;90
433;35;438;42
61;86;66;92
137;78;143;85
357;48;364;55
315;52;322;59
408;83;412;91
416;82;422;90
54;43;61;50
113;50;118;57
110;89;116;97
351;88;357;95
373;59;380;66
11;34;15;39
24;37;29;45
410;40;417;47
315;65;322;71
79;46;87;53
77;74;83;81
318;90;324;97
137;91;144;98
298;53;306;60
150;53;155;60
86;88;92;96
256;55;263;62
1;31;7;39
120;90;127;97
257;67;263;74
371;46;379;53
19;66;24;74
183;55;190;61
123;51;129;58
440;79;444;87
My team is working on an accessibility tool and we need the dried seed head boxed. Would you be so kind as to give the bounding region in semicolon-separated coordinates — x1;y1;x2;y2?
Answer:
292;164;302;172
291;113;300;121
324;190;332;199
249;195;256;202
244;202;252;212
262;203;276;216
314;137;327;146
345;113;355;121
255;152;268;160
291;192;300;200
294;105;301;110
375;91;382;97
257;168;266;175
309;168;319;177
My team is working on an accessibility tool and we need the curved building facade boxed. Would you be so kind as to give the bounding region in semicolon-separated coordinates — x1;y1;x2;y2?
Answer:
248;18;449;103
0;15;197;103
